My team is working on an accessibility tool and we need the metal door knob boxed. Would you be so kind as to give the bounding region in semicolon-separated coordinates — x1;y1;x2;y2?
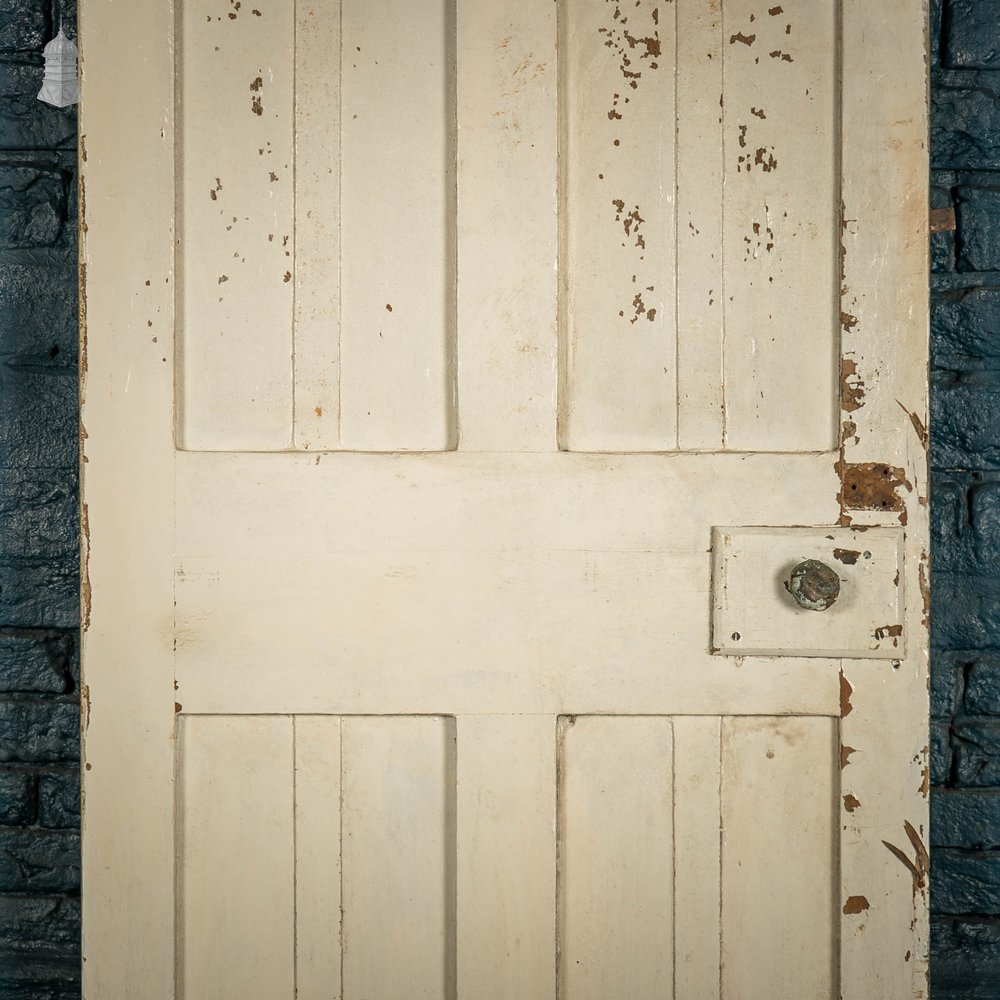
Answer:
787;559;841;612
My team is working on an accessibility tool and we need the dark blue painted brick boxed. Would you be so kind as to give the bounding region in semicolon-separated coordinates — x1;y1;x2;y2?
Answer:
37;770;76;829
932;371;1000;469
971;481;1000;564
954;721;1000;787
0;770;33;826
0;165;67;250
0;631;73;694
0;556;78;630
934;720;955;786
945;1;1000;70
0;61;75;152
932;651;966;718
0;256;77;364
0;365;77;469
957;186;1000;270
932;917;1000;998
0;470;76;562
0;1;47;55
0;895;78;958
930;0;944;68
932;288;1000;369
0;830;78;893
967;655;1000;714
932;572;1000;650
932;479;973;571
0;978;80;1000
0;700;77;764
933;71;1000;169
933;850;1000;914
933;790;1000;848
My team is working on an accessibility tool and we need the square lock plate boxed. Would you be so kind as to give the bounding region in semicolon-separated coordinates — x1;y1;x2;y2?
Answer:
711;526;904;659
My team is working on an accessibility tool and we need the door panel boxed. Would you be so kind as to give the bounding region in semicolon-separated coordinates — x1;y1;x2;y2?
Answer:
80;0;929;995
176;715;837;998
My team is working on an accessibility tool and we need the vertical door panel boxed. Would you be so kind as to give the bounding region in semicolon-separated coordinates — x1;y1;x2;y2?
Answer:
339;0;457;451
177;716;296;999
720;0;839;451
341;716;457;1000
293;0;343;452
557;716;675;998
178;0;296;450
721;716;838;999
456;716;557;1000
560;0;678;452
294;716;343;1000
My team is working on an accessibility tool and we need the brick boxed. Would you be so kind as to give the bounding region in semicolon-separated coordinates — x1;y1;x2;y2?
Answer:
0;255;78;365
971;482;1000;564
933;71;1000;169
934;720;955;787
0;61;76;153
0;895;77;958
932;288;1000;368
0;470;76;563
954;721;1000;787
932;918;1000;998
0;631;73;694
37;770;76;829
932;479;973;572
932;573;1000;651
0;1;47;54
930;0;944;68
0;770;33;826
957;186;1000;269
0;165;68;250
0;556;78;630
932;651;966;718
0;700;77;764
932;371;1000;470
967;655;1000;714
0;830;78;894
933;790;1000;849
0;365;77;469
945;1;1000;70
933;850;1000;915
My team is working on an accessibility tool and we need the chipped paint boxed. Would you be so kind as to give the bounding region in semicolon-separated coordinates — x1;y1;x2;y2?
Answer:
837;461;912;525
882;821;929;895
840;671;853;718
841;745;857;769
841;358;866;412
843;793;861;813
843;895;870;915
833;547;862;565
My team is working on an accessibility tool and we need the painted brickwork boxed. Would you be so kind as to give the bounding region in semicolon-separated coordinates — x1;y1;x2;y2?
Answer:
0;0;79;997
932;0;1000;996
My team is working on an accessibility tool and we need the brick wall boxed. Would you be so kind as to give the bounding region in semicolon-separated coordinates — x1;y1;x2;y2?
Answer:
0;0;80;997
931;0;1000;996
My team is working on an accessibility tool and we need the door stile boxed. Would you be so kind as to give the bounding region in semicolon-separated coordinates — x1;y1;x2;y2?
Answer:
838;0;930;996
79;0;178;993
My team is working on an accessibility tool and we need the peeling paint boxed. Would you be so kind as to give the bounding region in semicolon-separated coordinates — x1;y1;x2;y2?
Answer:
841;744;857;769
837;461;912;524
841;358;865;412
840;671;853;717
882;821;929;895
833;548;862;565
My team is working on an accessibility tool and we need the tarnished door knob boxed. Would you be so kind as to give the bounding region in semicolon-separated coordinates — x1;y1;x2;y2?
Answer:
787;559;841;612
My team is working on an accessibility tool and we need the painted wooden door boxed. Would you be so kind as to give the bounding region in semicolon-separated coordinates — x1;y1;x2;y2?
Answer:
79;1;930;997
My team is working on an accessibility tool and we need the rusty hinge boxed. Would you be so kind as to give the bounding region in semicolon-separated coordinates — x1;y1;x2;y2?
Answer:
929;207;957;234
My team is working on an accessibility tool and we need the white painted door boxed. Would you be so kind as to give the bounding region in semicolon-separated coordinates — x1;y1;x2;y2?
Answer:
79;1;930;997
